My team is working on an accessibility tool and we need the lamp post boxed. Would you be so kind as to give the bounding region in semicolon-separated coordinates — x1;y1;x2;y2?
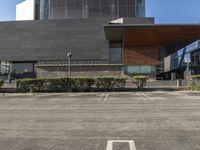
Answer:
67;52;72;77
8;63;12;84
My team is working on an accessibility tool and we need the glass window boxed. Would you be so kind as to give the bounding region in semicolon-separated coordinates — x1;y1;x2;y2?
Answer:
89;0;100;7
67;8;82;18
125;65;157;74
136;0;145;17
101;6;112;17
89;7;100;17
141;66;152;74
101;0;111;6
0;61;10;74
53;0;65;7
109;42;122;64
67;0;82;8
119;6;127;17
127;6;135;17
11;62;35;74
119;0;128;6
74;0;83;8
128;0;135;5
67;0;83;18
40;0;49;19
125;66;141;74
47;0;145;19
67;0;74;8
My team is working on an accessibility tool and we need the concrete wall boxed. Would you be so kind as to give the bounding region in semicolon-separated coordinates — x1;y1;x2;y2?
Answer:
36;65;123;78
16;0;35;21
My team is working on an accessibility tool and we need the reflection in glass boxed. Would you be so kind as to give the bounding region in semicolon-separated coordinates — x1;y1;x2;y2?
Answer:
125;65;157;74
43;0;145;19
40;0;49;19
11;63;35;74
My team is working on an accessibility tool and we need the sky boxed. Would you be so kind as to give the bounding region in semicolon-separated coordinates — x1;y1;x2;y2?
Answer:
146;0;200;23
0;0;200;23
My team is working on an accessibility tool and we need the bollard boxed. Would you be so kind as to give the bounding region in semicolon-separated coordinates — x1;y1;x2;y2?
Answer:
177;79;182;87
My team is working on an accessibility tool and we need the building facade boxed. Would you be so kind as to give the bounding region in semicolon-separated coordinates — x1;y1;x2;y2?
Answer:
39;0;145;20
0;0;200;79
163;40;200;79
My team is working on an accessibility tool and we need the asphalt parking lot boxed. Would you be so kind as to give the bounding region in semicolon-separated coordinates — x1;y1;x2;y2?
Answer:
0;92;200;150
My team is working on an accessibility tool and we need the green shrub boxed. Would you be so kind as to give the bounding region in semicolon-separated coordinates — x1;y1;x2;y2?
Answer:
17;78;45;93
17;77;95;93
17;77;127;93
32;79;46;92
17;78;33;93
72;78;95;92
191;75;200;80
45;78;73;92
96;77;127;91
133;76;148;89
95;77;115;91
189;75;200;91
45;79;61;92
113;77;127;88
59;78;73;92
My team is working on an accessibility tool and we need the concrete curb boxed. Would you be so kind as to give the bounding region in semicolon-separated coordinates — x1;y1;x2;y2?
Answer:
0;90;199;96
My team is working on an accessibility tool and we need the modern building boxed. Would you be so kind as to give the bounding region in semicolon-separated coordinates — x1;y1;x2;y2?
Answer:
16;0;35;21
163;40;200;79
0;0;200;79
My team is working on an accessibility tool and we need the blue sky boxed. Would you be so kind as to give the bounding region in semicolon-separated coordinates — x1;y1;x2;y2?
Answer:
0;0;200;23
0;0;22;21
146;0;200;23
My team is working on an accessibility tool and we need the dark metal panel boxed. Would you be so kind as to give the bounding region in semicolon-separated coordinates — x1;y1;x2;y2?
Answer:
0;18;110;61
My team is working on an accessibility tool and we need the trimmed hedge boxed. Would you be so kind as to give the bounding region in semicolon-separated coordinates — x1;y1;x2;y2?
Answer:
189;75;200;91
96;77;127;91
73;78;95;92
16;77;127;93
133;75;148;89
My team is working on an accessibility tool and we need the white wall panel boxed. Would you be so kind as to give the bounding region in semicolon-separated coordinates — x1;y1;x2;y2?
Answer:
16;0;35;21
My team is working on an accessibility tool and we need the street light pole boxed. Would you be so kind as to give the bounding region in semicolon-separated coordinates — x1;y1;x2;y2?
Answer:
67;52;72;77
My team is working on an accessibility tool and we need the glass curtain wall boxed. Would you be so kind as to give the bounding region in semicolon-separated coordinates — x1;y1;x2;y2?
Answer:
45;0;145;19
40;0;49;19
191;49;200;66
191;49;200;74
136;0;145;17
124;65;157;74
0;62;36;77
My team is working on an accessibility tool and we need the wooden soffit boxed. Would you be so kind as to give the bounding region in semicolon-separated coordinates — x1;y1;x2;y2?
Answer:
104;24;200;47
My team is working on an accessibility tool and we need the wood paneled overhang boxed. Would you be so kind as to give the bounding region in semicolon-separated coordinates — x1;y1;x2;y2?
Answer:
104;24;200;47
104;24;200;65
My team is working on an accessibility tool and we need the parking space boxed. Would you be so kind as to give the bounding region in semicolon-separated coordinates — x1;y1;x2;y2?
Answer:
0;92;200;150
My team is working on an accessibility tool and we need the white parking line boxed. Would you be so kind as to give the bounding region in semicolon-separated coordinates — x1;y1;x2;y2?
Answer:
106;140;137;150
135;93;144;100
141;93;154;101
98;94;105;101
104;94;109;101
136;93;154;101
